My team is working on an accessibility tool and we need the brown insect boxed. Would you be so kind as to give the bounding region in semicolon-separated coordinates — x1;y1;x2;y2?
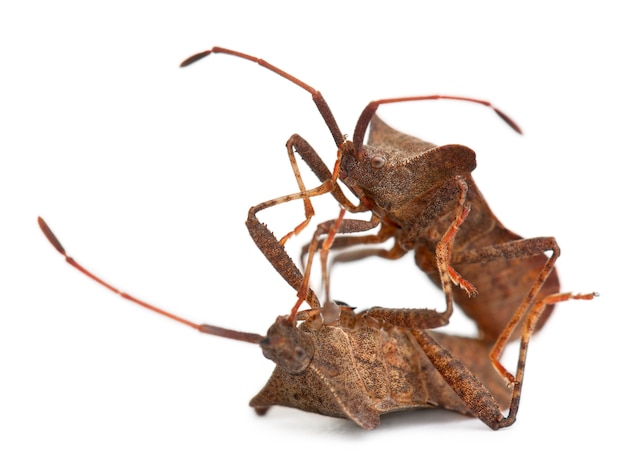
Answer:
181;48;589;384
37;217;595;430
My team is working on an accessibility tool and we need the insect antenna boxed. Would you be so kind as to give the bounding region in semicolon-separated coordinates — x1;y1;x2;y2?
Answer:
37;217;263;344
179;47;345;148
352;95;523;150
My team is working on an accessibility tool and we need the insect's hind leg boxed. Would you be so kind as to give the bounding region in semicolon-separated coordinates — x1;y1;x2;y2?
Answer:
490;291;597;385
490;290;596;427
411;290;594;430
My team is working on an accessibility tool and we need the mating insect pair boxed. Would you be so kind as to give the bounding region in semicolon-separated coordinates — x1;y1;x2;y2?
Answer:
39;47;596;430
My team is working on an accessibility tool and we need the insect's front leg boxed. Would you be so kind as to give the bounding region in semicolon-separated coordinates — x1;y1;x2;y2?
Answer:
245;134;372;314
433;176;475;322
245;205;321;310
243;135;348;312
279;134;365;244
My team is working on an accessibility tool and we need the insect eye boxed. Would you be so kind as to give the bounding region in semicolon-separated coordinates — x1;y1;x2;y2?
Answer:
294;346;307;360
370;156;386;169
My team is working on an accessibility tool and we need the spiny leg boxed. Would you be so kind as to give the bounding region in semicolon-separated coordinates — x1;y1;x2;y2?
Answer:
490;291;597;385
278;134;363;245
367;308;516;429
245;207;321;310
433;176;476;323
411;329;505;429
368;288;592;430
244;139;363;315
440;233;594;393
489;291;597;428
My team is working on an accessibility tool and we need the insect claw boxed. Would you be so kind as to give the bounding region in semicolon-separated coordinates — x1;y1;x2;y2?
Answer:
447;266;478;297
462;281;479;297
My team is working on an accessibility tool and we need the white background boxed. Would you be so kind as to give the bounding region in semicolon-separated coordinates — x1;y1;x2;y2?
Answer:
1;1;621;455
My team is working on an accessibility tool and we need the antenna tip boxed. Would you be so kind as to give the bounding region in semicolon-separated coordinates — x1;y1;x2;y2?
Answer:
495;108;523;135
180;50;212;68
38;217;66;255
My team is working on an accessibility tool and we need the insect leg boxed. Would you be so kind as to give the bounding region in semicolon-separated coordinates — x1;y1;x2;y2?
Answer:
452;236;559;343
488;291;597;427
490;291;597;385
278;134;363;245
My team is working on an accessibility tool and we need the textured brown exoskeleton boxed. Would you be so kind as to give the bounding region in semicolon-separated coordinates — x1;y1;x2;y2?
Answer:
181;48;594;383
37;217;595;430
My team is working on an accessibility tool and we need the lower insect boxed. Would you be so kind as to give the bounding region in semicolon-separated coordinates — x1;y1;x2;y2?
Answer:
38;217;596;430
